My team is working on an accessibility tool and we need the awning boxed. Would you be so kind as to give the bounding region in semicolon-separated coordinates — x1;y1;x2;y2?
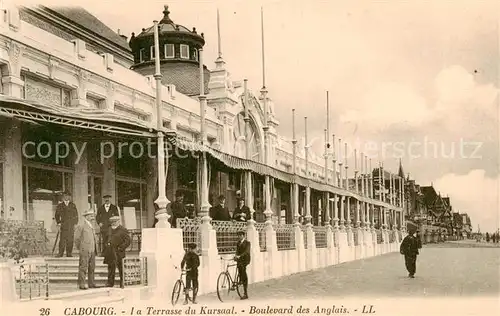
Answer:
173;137;402;211
0;95;160;138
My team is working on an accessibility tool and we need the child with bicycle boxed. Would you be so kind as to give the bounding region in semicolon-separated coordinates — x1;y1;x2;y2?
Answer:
181;243;200;304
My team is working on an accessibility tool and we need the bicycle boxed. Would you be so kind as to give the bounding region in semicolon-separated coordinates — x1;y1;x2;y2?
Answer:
216;257;244;302
171;266;196;306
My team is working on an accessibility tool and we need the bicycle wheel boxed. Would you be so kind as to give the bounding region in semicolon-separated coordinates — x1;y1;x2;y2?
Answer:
216;272;232;302
235;272;244;299
171;280;184;306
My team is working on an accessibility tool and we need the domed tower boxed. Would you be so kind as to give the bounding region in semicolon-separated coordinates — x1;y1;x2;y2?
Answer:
129;5;210;96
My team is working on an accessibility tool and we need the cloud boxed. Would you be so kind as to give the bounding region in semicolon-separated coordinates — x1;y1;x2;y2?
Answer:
434;65;499;134
339;82;432;129
338;65;498;142
433;169;499;232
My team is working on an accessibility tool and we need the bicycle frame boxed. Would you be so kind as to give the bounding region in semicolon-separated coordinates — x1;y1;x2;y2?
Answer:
221;257;239;288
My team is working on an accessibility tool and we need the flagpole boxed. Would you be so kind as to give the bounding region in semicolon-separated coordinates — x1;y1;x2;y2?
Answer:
153;20;170;228
198;49;211;223
292;109;299;223
261;6;273;225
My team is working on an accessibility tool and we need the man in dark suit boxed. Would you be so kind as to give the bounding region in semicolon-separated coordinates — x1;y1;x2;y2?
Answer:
104;216;131;288
209;195;231;221
235;230;250;300
170;190;187;228
233;198;251;222
400;223;422;278
54;192;78;257
96;194;120;256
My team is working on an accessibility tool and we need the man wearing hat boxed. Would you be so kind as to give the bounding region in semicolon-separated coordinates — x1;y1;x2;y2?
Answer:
74;209;98;290
170;190;187;228
54;191;79;257
400;221;422;278
234;230;251;300
104;216;131;288
233;198;251;222
209;195;231;221
96;194;120;256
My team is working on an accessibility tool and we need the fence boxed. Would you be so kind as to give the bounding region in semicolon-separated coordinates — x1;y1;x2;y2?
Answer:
212;220;247;254
177;218;201;251
274;224;296;250
14;262;50;300
313;226;327;248
122;257;148;287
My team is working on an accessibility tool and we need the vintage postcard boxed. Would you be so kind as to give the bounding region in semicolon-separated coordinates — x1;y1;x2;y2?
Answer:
0;0;498;315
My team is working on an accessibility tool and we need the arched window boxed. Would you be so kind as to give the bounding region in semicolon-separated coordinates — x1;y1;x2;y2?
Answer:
232;112;260;161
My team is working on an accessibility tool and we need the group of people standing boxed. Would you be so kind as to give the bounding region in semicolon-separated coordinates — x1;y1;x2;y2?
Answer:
485;232;499;243
167;190;253;228
54;192;131;290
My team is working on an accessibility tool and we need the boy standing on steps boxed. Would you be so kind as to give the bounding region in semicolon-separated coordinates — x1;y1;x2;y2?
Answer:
181;243;200;304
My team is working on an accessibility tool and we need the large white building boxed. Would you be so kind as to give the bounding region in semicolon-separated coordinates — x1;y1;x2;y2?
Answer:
0;4;408;302
0;4;404;230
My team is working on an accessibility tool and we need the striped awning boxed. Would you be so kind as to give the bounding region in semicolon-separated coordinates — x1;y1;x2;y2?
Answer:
172;137;402;211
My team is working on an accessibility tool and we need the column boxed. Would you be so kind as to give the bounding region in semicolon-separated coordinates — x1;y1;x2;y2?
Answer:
1;120;23;219
324;192;331;226
332;193;339;229
72;141;88;217
102;154;116;205
339;195;345;230
146;157;158;227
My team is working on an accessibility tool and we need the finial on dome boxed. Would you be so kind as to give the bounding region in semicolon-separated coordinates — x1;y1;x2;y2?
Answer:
161;4;173;24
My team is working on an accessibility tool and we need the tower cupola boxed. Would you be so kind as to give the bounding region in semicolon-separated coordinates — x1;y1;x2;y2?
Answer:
129;5;209;96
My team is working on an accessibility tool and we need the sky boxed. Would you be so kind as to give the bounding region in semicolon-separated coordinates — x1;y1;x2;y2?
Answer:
20;0;500;232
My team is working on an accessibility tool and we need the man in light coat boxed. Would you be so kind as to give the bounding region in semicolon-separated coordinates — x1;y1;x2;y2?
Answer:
74;209;98;290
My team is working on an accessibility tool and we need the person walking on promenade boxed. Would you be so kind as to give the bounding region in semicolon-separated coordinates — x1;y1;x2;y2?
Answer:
210;195;231;221
55;192;78;257
486;232;490;243
234;230;251;300
170;190;187;228
96;194;119;256
233;198;251;222
180;243;200;305
104;216;131;288
400;222;421;278
74;209;98;290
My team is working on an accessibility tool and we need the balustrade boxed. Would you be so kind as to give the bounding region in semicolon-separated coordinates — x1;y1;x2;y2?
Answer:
122;257;148;287
14;262;49;300
312;226;327;248
273;224;296;250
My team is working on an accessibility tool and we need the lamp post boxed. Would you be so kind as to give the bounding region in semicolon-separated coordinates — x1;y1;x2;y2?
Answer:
153;20;170;227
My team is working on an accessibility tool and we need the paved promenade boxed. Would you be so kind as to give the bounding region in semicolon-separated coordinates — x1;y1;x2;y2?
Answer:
200;242;499;302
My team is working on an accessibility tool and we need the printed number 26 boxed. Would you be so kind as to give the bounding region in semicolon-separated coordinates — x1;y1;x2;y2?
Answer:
39;308;51;316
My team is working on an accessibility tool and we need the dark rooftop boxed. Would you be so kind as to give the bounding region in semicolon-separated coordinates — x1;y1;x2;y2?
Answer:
45;6;131;52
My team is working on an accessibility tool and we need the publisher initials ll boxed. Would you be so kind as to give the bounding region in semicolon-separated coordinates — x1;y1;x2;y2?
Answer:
362;305;375;314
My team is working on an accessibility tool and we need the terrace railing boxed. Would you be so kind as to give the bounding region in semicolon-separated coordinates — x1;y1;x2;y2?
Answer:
177;218;202;251
313;226;328;248
273;224;296;251
14;262;50;300
212;220;247;254
122;257;148;287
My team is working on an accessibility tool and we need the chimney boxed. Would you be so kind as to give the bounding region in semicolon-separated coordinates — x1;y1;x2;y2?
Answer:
117;28;128;41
